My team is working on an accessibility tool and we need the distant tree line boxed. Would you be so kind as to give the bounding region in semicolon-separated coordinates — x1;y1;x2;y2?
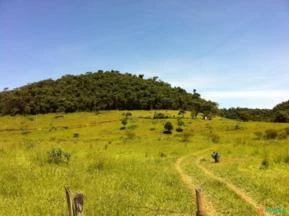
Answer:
221;100;289;123
0;70;218;116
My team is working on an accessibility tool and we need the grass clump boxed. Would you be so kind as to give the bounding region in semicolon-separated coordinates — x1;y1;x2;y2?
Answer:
176;127;183;132
120;118;128;130
264;129;278;139
260;158;270;169
73;133;79;138
153;112;169;119
47;147;71;164
277;130;287;139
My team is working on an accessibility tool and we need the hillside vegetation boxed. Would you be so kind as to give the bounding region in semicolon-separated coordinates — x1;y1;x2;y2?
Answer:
0;71;217;115
0;111;288;215
221;100;289;122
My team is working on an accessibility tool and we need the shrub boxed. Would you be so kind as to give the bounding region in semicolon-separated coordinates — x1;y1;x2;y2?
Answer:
176;127;183;132
26;116;35;121
159;152;167;157
153;112;169;119
47;148;71;164
264;129;278;139
181;131;193;142
233;124;241;130
21;131;31;135
88;159;105;172
127;124;138;130
73;133;79;138
260;158;270;169
54;114;64;119
277;130;287;139
177;117;184;127
122;112;132;117
125;131;136;140
284;127;289;135
150;127;156;131
163;122;173;134
284;155;289;164
120;118;128;129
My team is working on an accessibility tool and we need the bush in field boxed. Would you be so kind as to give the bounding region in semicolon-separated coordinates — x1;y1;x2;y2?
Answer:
153;112;169;119
284;155;289;164
88;158;105;172
125;131;136;140
284;127;289;135
73;133;79;138
177;117;184;127
122;112;132;117
47;148;71;164
176;127;183;132
163;122;173;134
120;118;128;130
54;114;64;119
260;158;270;169
233;124;241;130
264;129;278;139
181;131;193;142
277;130;287;139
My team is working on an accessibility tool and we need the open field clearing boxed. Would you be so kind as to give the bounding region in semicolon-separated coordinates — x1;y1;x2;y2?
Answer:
0;111;288;215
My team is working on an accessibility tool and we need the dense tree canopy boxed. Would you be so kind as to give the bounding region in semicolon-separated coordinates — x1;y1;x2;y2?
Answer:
272;100;289;122
221;100;289;123
220;108;272;122
0;70;217;115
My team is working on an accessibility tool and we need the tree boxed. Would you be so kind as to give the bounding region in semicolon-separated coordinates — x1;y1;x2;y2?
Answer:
273;110;289;123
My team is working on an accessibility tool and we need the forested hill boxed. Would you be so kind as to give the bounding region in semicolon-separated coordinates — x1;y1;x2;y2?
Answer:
0;70;218;115
221;100;289;123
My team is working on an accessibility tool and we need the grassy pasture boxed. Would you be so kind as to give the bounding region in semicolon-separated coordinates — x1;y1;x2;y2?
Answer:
0;111;288;215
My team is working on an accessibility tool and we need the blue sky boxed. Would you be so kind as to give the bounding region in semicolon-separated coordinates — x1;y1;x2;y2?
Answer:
0;0;288;108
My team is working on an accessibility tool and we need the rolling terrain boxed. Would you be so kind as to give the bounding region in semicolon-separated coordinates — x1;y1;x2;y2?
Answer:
0;111;288;215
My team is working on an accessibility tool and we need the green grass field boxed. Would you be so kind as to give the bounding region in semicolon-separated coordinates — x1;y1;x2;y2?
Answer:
0;111;288;215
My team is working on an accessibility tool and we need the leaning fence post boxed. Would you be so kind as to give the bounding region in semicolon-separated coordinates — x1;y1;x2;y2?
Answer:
65;187;73;216
73;193;84;216
195;188;205;216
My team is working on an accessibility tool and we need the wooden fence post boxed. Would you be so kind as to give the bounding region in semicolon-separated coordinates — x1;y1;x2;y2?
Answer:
65;187;73;216
195;188;205;216
65;187;84;216
73;193;84;216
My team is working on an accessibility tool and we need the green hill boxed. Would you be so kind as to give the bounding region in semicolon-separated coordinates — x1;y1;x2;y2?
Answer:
0;70;217;115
